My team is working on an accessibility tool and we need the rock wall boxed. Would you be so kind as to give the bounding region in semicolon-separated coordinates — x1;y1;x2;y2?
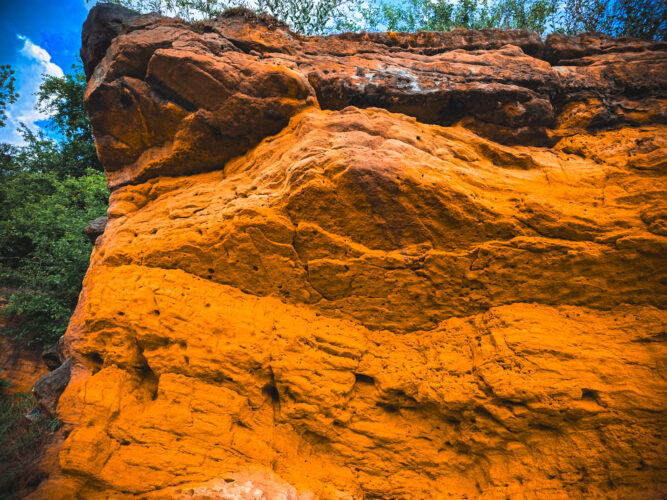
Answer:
0;333;49;395
31;4;666;499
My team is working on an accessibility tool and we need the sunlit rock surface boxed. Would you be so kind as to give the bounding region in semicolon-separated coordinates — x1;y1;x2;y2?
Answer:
31;4;666;499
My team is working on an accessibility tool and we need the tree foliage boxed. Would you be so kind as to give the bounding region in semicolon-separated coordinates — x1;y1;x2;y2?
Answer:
102;0;354;34
0;65;19;129
347;0;557;34
0;391;58;497
0;68;107;347
558;0;666;40
254;0;353;34
36;70;102;177
0;167;108;345
103;0;665;38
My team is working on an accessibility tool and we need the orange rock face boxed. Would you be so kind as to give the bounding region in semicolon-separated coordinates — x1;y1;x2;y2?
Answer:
31;5;667;499
0;330;49;395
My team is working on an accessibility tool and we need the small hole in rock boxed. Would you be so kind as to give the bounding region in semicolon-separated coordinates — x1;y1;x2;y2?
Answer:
262;383;280;403
581;388;601;403
354;373;375;384
89;352;103;365
377;402;398;413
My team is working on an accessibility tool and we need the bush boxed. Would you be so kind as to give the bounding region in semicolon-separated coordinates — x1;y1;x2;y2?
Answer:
0;391;58;498
0;67;108;347
107;0;666;39
347;0;557;34
558;0;666;40
0;169;108;346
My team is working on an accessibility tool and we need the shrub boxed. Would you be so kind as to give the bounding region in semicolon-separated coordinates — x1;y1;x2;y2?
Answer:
0;391;58;497
0;169;108;346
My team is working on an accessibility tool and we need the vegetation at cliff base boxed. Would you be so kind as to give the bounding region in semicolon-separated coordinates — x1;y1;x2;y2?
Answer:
0;390;57;497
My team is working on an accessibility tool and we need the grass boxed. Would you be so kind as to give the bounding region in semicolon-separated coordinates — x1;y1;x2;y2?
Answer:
0;387;58;498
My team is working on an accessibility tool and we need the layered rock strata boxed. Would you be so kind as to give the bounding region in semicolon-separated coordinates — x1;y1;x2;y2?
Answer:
32;4;666;499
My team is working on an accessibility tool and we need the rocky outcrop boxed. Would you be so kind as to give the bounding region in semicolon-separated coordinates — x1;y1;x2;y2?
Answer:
32;359;71;417
81;6;666;190
31;4;666;499
83;216;107;244
41;336;67;371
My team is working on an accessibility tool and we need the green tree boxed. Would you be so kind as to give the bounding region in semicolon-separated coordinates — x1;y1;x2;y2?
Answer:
255;0;353;35
102;0;665;39
103;0;353;34
352;0;557;34
0;65;19;129
0;68;108;346
36;69;102;177
487;0;558;32
0;168;108;345
559;0;666;40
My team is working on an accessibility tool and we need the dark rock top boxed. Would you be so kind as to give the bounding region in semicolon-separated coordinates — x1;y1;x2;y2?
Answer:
81;3;667;189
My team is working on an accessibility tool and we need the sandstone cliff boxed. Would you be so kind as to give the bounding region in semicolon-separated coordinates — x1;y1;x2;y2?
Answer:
31;4;666;498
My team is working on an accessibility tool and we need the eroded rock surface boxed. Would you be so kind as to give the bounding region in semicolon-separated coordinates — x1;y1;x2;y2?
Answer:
83;215;108;244
0;335;49;395
31;4;666;499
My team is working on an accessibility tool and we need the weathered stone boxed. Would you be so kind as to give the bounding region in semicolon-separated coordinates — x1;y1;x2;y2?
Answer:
80;3;141;78
42;336;67;371
28;5;667;499
544;31;667;64
82;4;667;188
83;216;108;244
32;358;71;417
0;334;50;395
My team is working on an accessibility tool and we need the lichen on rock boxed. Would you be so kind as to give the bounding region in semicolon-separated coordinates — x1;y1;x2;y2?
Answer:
29;4;667;499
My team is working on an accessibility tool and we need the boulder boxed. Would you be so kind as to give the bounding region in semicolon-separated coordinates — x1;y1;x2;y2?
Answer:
32;358;71;417
83;216;108;244
80;3;142;79
41;336;67;371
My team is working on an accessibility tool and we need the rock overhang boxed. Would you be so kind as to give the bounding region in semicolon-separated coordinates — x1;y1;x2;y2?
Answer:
81;3;667;189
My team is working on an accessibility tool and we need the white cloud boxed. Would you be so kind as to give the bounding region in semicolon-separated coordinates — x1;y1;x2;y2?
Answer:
18;35;65;79
0;35;65;145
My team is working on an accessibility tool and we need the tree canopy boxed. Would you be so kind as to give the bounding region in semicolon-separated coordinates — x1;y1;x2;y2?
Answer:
0;65;19;129
0;67;107;346
102;0;666;38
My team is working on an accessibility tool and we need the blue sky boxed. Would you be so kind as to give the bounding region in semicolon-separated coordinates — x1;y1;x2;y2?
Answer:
0;0;93;144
